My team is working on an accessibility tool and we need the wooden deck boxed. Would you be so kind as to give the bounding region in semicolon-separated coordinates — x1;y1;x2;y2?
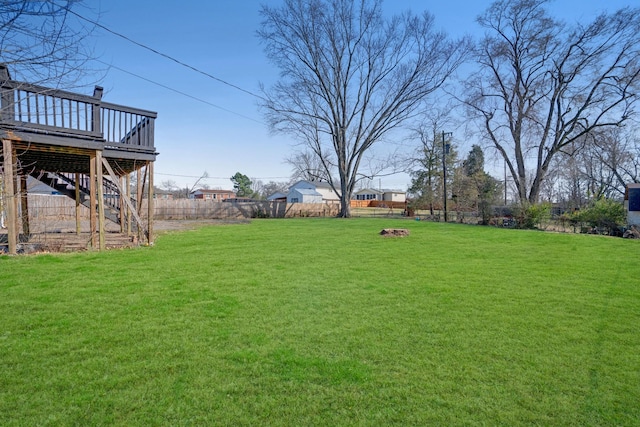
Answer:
1;65;158;254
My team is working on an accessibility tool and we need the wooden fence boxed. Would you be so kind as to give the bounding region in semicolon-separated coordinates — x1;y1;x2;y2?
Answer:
23;195;340;220
350;200;408;209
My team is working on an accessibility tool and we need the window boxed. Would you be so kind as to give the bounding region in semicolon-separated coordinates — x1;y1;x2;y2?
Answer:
630;188;640;211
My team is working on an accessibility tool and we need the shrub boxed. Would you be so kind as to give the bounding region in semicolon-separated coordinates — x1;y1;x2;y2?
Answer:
251;207;271;218
570;198;626;235
514;202;552;229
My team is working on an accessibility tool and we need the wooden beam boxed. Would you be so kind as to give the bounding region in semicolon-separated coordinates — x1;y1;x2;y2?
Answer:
147;161;154;245
126;174;132;236
89;153;97;249
136;168;143;242
119;176;125;234
96;151;105;251
2;139;17;254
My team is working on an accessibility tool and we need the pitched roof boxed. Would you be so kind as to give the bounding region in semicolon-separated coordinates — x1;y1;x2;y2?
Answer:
355;188;383;194
291;179;334;190
291;188;322;196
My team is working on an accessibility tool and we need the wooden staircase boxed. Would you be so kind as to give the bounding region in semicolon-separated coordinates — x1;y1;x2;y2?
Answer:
30;171;129;225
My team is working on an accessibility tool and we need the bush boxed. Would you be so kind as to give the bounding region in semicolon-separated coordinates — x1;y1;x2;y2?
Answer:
514;202;552;229
570;198;626;235
251;207;271;218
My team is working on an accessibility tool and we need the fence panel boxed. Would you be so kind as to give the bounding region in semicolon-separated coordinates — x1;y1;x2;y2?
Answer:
25;196;340;221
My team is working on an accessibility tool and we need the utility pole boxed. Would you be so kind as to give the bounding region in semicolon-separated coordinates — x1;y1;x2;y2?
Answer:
442;131;453;222
442;131;452;222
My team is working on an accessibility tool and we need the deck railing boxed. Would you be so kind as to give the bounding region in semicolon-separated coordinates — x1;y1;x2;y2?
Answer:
0;67;156;152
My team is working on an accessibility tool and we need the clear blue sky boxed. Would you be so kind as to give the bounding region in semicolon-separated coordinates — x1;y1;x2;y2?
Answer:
86;0;631;191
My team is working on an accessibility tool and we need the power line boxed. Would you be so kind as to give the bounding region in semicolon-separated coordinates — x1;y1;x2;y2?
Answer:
155;172;290;180
96;60;265;124
58;2;266;101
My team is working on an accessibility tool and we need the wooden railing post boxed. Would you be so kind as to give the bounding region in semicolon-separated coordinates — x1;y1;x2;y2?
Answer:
92;86;103;137
0;65;15;123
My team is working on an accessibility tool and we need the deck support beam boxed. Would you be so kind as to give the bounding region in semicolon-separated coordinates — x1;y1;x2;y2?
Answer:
147;161;154;245
136;168;144;243
2;139;17;254
89;153;97;249
126;174;132;236
96;151;105;251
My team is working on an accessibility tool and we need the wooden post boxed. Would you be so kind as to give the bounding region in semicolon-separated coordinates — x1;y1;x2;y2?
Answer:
96;151;105;251
119;175;125;234
147;161;154;245
2;139;17;254
92;86;103;137
136;168;143;242
19;174;29;237
89;153;97;249
126;174;132;236
75;173;81;235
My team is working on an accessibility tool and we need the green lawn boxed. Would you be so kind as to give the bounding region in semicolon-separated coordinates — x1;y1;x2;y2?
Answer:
1;218;639;426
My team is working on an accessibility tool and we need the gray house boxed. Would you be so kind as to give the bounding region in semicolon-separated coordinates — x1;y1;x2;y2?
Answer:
288;180;340;202
287;188;323;204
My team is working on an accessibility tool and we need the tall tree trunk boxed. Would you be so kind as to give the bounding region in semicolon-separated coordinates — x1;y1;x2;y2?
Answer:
338;174;351;218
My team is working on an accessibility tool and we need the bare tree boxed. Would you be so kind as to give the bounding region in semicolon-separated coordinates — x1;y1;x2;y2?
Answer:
260;180;290;199
463;0;640;205
286;150;331;183
585;128;640;196
0;1;98;86
178;171;209;199
259;0;470;217
160;180;179;192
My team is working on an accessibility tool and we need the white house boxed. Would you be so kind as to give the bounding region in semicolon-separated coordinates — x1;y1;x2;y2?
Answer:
287;188;323;203
288;180;340;202
382;190;406;203
352;188;406;203
190;189;236;201
353;188;383;201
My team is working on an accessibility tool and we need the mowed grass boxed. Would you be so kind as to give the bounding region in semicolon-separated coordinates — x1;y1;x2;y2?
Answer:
1;218;639;426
